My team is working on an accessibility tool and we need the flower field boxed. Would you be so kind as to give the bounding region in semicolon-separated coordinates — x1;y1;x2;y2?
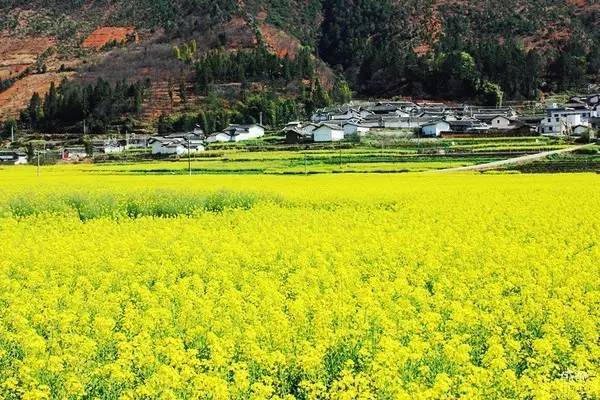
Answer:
0;166;599;399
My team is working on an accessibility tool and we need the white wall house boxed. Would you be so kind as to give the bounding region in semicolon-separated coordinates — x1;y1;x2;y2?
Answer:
234;124;265;139
302;123;318;134
149;138;205;155
206;132;232;143
94;140;124;154
490;115;515;130
539;112;583;136
343;123;370;136
0;152;27;165
313;124;345;142
421;121;450;137
330;109;362;121
547;106;592;124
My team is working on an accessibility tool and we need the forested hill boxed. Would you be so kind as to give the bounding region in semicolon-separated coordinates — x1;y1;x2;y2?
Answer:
1;0;599;102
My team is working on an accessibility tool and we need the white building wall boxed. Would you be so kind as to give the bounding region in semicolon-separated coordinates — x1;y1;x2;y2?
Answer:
314;128;344;142
421;122;449;137
491;117;512;130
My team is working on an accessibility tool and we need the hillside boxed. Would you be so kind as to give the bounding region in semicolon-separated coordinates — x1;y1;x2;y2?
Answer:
0;0;598;130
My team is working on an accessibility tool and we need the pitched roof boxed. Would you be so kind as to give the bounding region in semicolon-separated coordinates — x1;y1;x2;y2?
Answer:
316;123;343;130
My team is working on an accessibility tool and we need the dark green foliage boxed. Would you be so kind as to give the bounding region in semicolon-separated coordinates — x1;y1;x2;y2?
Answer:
6;190;270;221
195;47;315;95
21;78;148;133
159;89;304;133
1;119;18;139
318;0;395;72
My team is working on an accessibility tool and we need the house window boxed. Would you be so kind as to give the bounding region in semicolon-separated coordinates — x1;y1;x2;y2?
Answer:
555;118;560;122
548;127;553;132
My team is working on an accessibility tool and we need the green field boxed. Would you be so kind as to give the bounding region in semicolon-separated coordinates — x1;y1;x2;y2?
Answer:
76;136;572;175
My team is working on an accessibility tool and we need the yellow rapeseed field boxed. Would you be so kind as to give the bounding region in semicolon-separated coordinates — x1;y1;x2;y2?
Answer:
0;166;599;399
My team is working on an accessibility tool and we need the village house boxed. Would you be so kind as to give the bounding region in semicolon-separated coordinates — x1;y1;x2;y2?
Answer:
127;134;151;149
421;121;450;137
487;115;520;130
205;132;232;143
547;105;593;124
369;104;401;115
0;151;27;165
301;123;319;134
206;124;265;143
383;116;429;129
93;139;125;154
149;137;205;155
343;122;370;136
538;105;592;136
447;119;489;133
313;123;344;142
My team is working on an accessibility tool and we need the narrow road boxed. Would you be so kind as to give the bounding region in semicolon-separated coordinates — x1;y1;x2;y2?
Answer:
436;144;592;173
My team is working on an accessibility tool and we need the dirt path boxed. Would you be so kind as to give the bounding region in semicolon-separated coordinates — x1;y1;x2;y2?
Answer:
436;144;592;173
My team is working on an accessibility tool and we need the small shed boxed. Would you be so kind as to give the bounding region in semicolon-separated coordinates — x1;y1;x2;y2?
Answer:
285;129;312;144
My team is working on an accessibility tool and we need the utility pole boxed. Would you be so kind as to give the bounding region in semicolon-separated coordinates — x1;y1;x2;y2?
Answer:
259;112;263;126
36;152;40;176
10;124;14;142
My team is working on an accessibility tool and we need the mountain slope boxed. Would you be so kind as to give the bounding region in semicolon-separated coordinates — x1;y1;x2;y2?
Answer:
0;0;598;127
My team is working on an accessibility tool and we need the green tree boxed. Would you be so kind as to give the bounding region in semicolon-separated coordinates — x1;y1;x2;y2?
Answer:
478;81;504;107
332;79;352;104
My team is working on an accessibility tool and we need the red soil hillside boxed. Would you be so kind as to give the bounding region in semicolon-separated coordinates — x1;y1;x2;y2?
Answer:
259;23;301;60
0;36;54;79
82;27;137;50
218;17;259;50
0;72;75;121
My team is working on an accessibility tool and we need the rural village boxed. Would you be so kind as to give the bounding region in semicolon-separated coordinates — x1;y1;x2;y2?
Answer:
1;94;599;165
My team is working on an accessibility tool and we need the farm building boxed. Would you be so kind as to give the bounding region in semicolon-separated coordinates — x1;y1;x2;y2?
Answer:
284;128;312;144
313;124;344;142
